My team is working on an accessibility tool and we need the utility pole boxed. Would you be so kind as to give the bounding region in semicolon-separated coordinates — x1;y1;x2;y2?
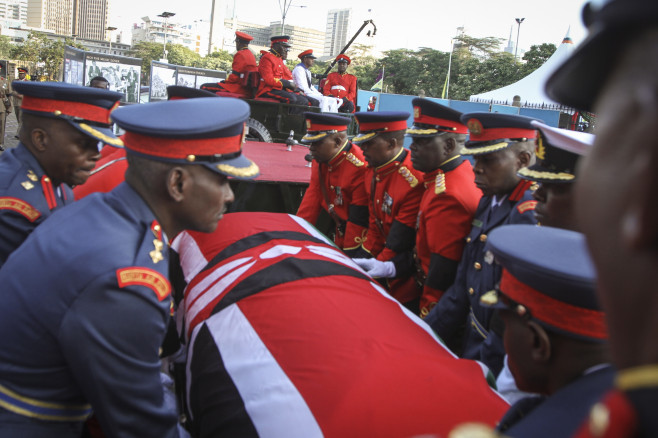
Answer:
515;18;525;61
158;12;175;61
106;26;117;54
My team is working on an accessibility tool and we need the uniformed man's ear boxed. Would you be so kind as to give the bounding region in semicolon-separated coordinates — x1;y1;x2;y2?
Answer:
166;166;188;202
30;128;48;152
444;137;457;155
516;148;533;169
527;321;552;363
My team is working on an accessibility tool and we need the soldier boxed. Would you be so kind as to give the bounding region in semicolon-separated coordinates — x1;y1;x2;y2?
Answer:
544;0;658;436
519;121;594;231
424;112;538;376
323;54;357;113
407;98;481;317
256;35;310;107
172;211;509;437
0;82;123;267
73;85;218;199
0;65;12;150
351;111;424;313
11;67;28;126
494;120;595;406
0;97;259;437
296;112;369;255
206;31;258;98
485;225;611;437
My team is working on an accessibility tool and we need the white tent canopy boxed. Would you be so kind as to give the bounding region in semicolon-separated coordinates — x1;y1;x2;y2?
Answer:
470;30;576;106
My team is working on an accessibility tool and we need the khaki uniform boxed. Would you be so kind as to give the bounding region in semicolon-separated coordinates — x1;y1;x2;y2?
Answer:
0;77;12;146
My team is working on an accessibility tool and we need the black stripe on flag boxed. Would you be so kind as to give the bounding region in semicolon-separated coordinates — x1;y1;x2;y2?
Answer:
188;324;260;438
212;257;371;315
201;231;331;274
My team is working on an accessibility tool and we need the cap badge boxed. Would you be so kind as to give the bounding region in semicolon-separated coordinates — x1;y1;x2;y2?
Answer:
535;136;546;160
467;119;483;136
413;107;420;119
306;119;311;129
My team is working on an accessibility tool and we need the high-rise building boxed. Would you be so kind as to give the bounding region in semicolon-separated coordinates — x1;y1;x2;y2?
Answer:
27;0;74;35
72;0;109;41
324;8;350;59
132;16;197;57
0;0;27;23
269;21;324;59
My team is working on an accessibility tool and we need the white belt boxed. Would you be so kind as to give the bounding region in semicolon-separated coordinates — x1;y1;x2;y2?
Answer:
331;85;346;91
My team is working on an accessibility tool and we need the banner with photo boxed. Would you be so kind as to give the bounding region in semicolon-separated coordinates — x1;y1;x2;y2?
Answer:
63;46;86;86
147;62;227;102
150;62;178;102
85;53;142;103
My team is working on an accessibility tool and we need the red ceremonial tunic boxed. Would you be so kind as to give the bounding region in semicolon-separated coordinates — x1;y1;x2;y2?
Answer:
363;148;423;303
73;147;127;199
416;157;481;314
323;72;357;105
173;212;508;438
297;142;369;252
218;48;258;97
256;50;293;97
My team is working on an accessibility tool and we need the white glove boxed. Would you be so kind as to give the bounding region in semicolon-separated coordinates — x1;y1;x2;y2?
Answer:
352;258;396;278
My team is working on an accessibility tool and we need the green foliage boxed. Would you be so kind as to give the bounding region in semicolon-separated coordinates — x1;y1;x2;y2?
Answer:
128;41;164;82
0;35;12;59
343;34;551;101
11;32;66;80
522;43;557;73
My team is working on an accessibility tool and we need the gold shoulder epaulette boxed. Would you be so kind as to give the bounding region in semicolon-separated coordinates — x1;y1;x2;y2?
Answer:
346;152;364;167
434;170;446;195
398;166;418;188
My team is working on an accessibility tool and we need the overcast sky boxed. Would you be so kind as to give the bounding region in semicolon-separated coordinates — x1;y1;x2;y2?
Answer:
110;0;591;53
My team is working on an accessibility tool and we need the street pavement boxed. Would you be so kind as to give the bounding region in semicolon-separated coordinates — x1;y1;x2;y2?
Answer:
1;110;20;152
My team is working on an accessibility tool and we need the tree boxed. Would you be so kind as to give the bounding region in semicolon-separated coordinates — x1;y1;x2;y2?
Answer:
0;35;12;59
200;50;233;71
128;42;165;84
11;32;66;80
454;35;505;59
522;43;557;73
167;44;202;68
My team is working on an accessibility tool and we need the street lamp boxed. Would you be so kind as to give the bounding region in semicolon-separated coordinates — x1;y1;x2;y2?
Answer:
443;26;463;100
279;0;306;34
515;18;525;61
106;26;117;54
158;11;175;60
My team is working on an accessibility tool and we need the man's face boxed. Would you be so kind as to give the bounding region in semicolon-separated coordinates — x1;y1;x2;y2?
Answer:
18;72;26;80
358;135;395;168
473;148;522;197
309;134;340;163
39;120;102;186
180;166;235;234
409;135;449;173
303;56;315;68
337;61;348;73
275;44;290;60
532;182;577;230
499;308;546;394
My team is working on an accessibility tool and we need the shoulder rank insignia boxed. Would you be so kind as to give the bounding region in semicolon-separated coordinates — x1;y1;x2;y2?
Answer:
21;181;34;190
517;200;537;214
0;197;41;222
398;166;419;188
26;170;38;182
346;152;364;167
116;267;171;301
434;171;446;195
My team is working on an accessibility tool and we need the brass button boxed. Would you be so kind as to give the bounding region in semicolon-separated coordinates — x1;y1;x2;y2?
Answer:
480;234;487;242
376;199;380;203
474;262;482;270
43;177;50;182
420;307;429;318
468;287;474;295
588;403;610;437
466;237;471;243
330;185;334;189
